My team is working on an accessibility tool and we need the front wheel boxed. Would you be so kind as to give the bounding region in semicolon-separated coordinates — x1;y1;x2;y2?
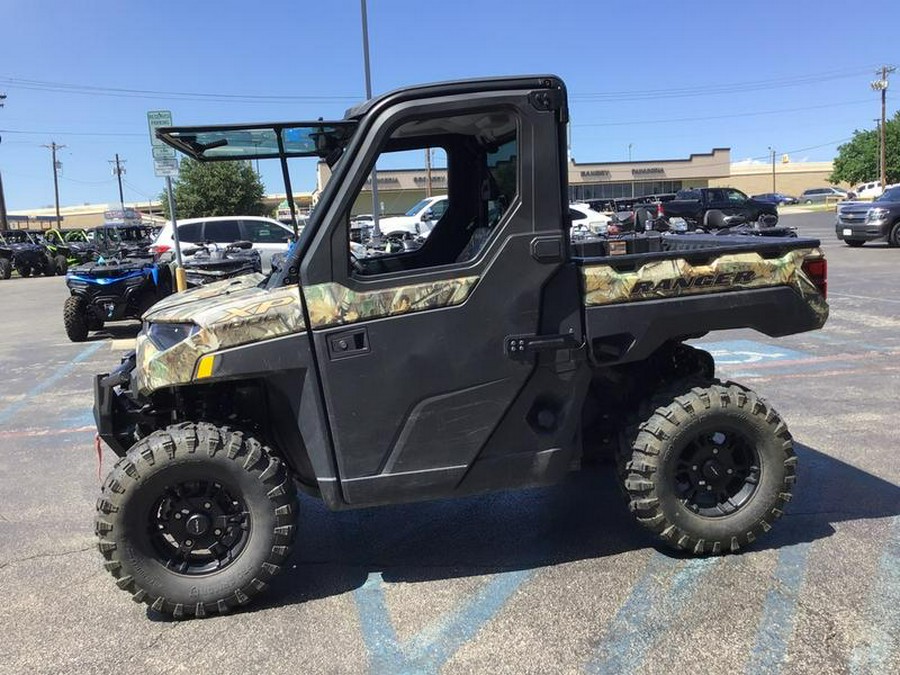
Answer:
888;222;900;248
0;258;11;280
96;423;297;618
55;254;68;275
17;264;31;278
621;380;795;554
42;258;56;277
63;295;89;342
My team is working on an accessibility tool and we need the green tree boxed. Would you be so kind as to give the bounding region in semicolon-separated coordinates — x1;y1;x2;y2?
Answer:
829;111;900;186
160;158;266;219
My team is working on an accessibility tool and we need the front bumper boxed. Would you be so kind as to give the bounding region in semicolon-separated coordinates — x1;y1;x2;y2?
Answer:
93;352;144;456
835;219;887;242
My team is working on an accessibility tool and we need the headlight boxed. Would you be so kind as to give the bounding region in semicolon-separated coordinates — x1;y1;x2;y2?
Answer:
867;208;890;221
147;322;198;351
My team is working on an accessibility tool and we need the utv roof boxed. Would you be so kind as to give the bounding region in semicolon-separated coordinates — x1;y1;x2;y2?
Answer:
155;75;565;162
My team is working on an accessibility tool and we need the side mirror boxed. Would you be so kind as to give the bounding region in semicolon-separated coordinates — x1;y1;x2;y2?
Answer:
421;209;434;221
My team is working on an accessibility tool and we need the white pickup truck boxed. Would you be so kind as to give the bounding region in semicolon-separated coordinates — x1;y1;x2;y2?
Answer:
378;195;448;236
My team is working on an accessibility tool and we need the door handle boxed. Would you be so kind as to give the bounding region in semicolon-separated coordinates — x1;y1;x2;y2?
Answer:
327;327;369;360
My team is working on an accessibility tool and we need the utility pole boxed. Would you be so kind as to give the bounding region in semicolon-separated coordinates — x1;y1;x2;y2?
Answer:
871;66;895;188
42;142;65;228
0;91;8;231
768;146;776;192
424;148;433;197
873;118;882;183
109;154;126;213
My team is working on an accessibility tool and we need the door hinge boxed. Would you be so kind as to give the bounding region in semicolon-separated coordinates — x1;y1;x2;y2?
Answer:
528;88;562;113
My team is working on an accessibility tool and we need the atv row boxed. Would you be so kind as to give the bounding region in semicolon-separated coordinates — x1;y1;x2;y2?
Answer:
64;241;263;342
0;230;68;279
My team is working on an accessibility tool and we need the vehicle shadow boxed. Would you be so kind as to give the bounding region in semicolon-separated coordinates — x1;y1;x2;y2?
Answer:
145;442;900;620
223;442;899;616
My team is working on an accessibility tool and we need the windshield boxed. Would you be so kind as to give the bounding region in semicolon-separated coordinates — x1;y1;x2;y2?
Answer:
3;231;29;244
158;122;357;161
404;198;433;217
876;187;900;202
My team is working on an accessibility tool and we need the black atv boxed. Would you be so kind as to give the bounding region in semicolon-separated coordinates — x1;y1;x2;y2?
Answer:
0;230;57;278
181;241;262;288
63;255;173;342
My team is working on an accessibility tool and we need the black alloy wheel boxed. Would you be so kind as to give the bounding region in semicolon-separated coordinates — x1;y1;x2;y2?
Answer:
889;222;900;248
673;428;760;517
148;479;250;576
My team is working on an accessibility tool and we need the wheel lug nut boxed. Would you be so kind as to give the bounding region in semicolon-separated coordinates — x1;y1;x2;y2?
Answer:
727;469;733;475
174;513;182;520
204;502;212;509
706;486;712;491
692;465;698;471
214;529;222;536
184;539;193;546
712;449;718;454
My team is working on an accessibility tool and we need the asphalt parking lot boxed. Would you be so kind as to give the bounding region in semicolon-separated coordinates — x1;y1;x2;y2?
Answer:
0;211;897;675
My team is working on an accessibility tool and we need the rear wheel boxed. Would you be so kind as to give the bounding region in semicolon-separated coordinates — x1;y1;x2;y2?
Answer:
95;423;297;618
42;258;56;276
620;380;795;554
63;295;89;342
845;240;865;248
0;258;11;280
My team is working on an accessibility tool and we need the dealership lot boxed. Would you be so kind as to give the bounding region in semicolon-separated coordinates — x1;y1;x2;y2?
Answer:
0;211;897;674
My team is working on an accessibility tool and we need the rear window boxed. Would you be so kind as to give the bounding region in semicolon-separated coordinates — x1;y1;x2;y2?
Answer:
676;189;701;200
242;220;291;244
203;220;241;242
177;222;203;243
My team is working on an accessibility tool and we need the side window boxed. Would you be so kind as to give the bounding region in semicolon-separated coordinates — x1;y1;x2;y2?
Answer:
726;189;747;202
203;220;240;242
569;208;586;222
707;189;725;202
348;110;518;275
177;222;203;243
242;220;291;244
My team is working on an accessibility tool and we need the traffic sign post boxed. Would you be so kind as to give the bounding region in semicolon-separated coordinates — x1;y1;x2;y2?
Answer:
147;110;185;291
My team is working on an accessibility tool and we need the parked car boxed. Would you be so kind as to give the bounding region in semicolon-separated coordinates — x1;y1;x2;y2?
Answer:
835;184;900;247
848;180;883;200
799;187;848;204
150;216;295;271
377;195;448;236
751;193;799;206
569;203;611;235
660;187;778;228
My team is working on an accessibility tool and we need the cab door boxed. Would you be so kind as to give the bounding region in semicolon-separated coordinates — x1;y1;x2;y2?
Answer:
299;86;582;506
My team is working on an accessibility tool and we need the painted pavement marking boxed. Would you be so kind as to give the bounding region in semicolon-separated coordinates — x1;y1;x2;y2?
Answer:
849;516;900;675
586;554;718;673
0;342;103;427
698;340;814;367
744;541;812;674
354;569;534;674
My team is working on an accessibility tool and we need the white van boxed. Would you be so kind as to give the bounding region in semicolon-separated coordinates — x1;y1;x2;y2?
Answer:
150;216;296;272
852;181;883;200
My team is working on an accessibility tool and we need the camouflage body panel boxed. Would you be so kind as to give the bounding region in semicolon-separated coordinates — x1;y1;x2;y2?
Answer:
135;281;304;394
303;276;478;329
581;248;829;324
134;274;479;394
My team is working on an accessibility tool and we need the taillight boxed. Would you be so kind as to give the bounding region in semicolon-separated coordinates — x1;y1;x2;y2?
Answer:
149;244;171;256
657;202;665;218
802;257;827;299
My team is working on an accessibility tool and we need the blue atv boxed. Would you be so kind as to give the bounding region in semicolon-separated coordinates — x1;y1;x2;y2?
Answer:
64;256;173;342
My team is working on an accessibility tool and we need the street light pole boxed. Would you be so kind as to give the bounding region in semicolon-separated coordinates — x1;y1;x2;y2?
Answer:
42;142;65;228
768;146;776;193
360;0;381;243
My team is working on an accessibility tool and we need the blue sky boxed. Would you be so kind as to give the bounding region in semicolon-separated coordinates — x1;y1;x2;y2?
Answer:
1;0;898;210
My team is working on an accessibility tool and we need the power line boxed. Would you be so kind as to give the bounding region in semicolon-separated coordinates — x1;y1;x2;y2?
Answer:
573;98;873;127
0;76;360;104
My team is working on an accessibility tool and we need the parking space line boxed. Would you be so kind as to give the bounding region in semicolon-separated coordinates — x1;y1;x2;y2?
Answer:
849;516;900;675
828;292;900;305
0;342;103;427
586;554;718;673
744;542;812;674
354;569;533;673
